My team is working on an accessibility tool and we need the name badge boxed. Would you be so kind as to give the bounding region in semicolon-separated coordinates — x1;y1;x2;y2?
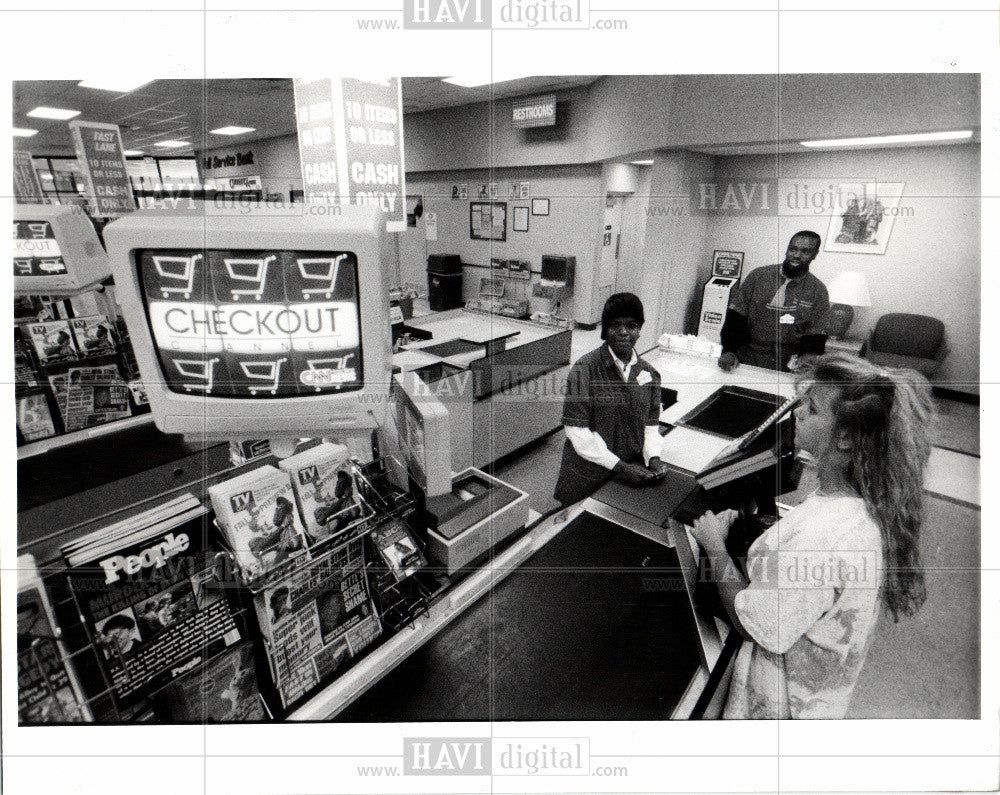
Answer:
636;371;652;385
780;313;796;325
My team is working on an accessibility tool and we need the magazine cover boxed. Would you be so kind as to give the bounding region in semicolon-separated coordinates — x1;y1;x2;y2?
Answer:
48;365;131;432
66;509;245;709
278;442;363;542
17;392;57;442
18;555;92;723
253;536;382;709
210;465;310;580
22;319;79;365
69;315;118;356
370;518;427;582
158;642;265;723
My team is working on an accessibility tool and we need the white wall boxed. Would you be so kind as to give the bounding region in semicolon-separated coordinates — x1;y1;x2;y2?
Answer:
406;165;604;322
195;134;301;199
635;151;714;352
703;143;980;393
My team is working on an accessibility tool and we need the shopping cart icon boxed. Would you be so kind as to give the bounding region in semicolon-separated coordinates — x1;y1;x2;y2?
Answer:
239;358;287;395
153;254;202;299
296;255;347;300
173;357;220;393
26;223;50;239
224;255;277;301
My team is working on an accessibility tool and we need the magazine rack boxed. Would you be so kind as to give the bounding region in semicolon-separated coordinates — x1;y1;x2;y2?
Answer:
213;460;382;594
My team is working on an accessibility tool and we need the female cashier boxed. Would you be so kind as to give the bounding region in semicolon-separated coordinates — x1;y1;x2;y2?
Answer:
553;293;671;506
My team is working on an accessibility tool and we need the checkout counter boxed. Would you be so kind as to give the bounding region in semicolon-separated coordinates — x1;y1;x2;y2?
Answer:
314;345;796;722
16;338;794;723
392;308;572;470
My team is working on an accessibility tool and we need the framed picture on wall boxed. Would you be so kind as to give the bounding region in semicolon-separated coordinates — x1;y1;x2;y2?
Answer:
513;206;529;232
531;198;549;216
470;201;507;241
823;182;904;255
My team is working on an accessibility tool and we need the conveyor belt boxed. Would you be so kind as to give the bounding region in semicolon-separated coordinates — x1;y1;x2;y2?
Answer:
337;513;702;721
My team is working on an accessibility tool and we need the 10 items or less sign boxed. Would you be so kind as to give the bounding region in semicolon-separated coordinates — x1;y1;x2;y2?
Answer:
69;121;136;218
293;77;407;231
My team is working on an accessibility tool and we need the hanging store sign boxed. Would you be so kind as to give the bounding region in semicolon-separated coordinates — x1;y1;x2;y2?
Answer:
13;151;46;203
69;121;136;217
293;77;407;232
512;95;556;129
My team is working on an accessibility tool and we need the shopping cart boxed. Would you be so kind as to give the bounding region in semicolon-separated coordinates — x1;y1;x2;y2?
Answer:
153;254;202;299
223;255;277;301
173;357;220;393
25;222;49;239
296;255;347;300
239;358;287;395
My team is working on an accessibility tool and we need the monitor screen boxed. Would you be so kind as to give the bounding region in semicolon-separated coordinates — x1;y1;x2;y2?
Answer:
135;248;363;397
103;202;393;442
13;204;111;294
541;255;574;284
14;220;68;280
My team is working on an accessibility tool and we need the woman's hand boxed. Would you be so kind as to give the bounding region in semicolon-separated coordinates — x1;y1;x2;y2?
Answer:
689;509;739;552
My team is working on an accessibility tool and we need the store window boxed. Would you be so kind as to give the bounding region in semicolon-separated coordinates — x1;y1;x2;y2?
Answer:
157;158;201;191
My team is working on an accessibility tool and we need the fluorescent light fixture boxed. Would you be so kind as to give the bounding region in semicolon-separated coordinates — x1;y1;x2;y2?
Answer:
210;125;256;136
78;79;151;93
442;73;529;88
801;130;973;148
13;127;39;137
154;140;191;148
630;159;654;166
27;106;81;120
122;150;144;157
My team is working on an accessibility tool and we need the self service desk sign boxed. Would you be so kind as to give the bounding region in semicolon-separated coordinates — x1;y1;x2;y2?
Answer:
293;77;407;232
69;120;136;218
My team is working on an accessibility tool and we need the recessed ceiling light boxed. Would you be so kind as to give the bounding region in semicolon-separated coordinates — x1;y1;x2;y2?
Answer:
630;160;654;166
210;126;256;136
154;140;191;148
13;127;39;137
442;74;529;88
122;150;145;157
800;130;974;148
78;79;152;93
27;106;81;120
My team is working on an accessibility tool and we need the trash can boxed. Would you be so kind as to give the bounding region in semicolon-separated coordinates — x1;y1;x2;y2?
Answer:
426;255;464;311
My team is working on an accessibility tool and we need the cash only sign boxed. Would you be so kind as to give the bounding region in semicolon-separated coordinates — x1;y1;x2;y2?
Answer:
69;120;136;218
293;77;407;232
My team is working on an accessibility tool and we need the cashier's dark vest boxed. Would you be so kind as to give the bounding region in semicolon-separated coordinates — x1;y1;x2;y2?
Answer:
553;345;659;506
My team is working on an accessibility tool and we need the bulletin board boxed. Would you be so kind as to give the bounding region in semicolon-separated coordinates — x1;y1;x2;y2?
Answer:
470;201;507;241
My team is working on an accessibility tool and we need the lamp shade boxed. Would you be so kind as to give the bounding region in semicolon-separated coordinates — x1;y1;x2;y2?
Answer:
827;271;872;307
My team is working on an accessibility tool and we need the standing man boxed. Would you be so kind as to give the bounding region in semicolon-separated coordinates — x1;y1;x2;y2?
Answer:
553;293;670;506
718;231;829;372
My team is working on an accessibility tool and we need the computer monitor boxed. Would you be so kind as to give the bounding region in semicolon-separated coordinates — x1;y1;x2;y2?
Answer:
540;254;575;286
14;203;111;295
392;371;451;497
102;202;393;447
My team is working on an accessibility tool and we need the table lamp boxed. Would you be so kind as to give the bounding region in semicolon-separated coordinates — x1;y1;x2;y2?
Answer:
825;271;872;339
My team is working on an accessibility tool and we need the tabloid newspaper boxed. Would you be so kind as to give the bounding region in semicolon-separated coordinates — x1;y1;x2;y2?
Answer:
253;536;382;709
